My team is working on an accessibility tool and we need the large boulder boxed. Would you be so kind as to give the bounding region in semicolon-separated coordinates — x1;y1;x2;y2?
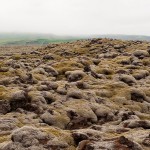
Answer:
9;90;28;111
65;70;86;82
133;50;149;59
0;126;53;150
119;74;137;86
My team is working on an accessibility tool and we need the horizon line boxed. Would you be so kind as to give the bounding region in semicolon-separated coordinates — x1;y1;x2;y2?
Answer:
0;32;150;37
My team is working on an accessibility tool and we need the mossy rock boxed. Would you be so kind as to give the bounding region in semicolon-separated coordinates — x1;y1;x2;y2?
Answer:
12;54;22;60
0;86;8;100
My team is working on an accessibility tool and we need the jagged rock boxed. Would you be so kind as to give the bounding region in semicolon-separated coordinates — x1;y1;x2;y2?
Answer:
91;104;114;123
119;59;131;65
0;100;10;114
142;134;150;147
0;67;9;72
66;101;98;129
32;68;48;75
27;91;48;113
41;91;56;104
65;70;86;82
40;111;56;126
114;44;126;49
42;65;58;76
118;136;143;150
66;90;86;100
76;81;90;89
93;59;100;65
76;136;143;150
40;110;70;129
30;51;41;55
44;140;68;149
56;87;67;95
119;74;137;86
72;131;89;145
147;48;150;54
0;126;53;150
104;52;118;58
43;54;54;60
116;110;137;121
0;77;14;86
133;50;149;59
11;126;52;143
122;119;150;129
9;90;28;111
133;70;149;80
40;81;58;90
0;118;19;134
130;88;147;102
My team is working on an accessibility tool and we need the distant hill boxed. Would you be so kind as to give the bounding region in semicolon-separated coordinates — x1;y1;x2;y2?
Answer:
0;33;150;46
90;34;150;41
0;33;80;46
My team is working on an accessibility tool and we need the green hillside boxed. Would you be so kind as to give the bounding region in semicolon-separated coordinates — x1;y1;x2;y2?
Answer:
0;33;150;46
0;33;80;46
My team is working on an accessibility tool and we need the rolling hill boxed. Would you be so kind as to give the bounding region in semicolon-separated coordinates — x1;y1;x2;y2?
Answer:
0;33;150;46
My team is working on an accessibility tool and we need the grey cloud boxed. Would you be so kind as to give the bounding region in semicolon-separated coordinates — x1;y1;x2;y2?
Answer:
0;0;150;35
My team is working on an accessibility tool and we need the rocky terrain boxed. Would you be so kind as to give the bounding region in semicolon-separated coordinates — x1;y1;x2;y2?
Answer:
0;38;150;150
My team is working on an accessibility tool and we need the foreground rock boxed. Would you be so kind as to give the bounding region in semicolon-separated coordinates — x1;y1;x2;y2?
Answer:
0;38;150;149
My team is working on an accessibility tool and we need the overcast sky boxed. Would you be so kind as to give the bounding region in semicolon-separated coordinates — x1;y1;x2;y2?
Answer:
0;0;150;36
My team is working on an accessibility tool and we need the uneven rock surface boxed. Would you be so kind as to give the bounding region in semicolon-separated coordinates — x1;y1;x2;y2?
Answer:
0;38;150;150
